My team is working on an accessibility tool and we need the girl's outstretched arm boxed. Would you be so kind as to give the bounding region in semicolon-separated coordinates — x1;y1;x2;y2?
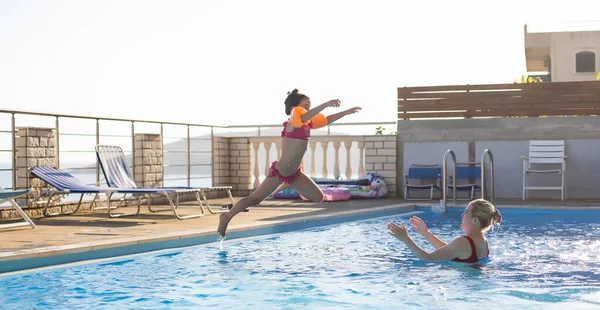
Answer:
302;99;341;122
326;107;362;124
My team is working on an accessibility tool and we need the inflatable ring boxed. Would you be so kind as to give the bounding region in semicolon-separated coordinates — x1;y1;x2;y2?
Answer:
301;187;351;202
272;187;301;199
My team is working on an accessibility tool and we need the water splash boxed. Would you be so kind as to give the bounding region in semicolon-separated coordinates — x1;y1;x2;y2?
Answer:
218;236;226;251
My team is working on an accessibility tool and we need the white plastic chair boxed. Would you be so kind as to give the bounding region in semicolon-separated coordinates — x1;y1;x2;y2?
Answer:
522;140;567;201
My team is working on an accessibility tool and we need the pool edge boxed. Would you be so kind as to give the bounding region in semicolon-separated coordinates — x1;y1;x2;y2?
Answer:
0;203;417;275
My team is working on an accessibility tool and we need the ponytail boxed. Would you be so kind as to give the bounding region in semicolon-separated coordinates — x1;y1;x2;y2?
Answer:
490;209;502;233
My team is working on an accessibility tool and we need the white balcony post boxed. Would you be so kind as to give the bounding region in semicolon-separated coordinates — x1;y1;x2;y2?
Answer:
333;141;341;179
309;141;317;177
357;141;365;176
264;142;272;178
252;142;261;188
345;141;353;179
321;141;329;178
276;141;282;160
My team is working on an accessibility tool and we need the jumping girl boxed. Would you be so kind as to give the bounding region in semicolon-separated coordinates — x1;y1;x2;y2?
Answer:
218;89;362;237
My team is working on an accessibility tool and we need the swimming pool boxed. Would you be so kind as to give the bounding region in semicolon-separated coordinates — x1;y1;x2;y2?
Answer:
1;207;599;309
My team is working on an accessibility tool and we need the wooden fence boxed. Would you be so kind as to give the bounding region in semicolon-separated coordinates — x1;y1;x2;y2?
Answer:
397;81;600;119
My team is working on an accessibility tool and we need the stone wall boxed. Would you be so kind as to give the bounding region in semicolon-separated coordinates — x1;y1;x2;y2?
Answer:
13;128;56;209
364;135;397;197
227;138;252;197
209;136;232;199
133;133;163;188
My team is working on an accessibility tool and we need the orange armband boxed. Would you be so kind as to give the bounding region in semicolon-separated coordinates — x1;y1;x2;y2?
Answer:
309;113;328;129
289;107;307;128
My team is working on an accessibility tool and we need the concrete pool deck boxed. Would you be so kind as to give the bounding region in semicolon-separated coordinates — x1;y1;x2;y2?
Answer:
1;196;600;272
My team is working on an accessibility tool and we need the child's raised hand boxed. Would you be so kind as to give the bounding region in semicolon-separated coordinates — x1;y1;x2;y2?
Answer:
345;107;362;114
326;99;341;108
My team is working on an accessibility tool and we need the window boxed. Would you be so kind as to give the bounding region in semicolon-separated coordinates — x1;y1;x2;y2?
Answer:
575;51;596;73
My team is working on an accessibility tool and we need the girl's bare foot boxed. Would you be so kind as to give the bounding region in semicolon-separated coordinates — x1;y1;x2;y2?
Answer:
217;213;230;237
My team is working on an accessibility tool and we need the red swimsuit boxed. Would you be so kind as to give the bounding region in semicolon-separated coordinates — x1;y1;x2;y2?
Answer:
451;236;489;263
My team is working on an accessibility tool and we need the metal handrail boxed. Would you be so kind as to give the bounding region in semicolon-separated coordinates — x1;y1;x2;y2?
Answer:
3;108;396;131
59;133;97;137
228;121;397;136
480;149;495;203
59;167;97;171
442;149;457;210
1;109;226;128
227;121;395;128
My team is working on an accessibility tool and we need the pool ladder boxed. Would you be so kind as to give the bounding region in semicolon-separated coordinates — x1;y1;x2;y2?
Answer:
438;149;495;212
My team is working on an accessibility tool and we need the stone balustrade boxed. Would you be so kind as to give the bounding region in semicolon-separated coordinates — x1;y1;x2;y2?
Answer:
242;135;398;197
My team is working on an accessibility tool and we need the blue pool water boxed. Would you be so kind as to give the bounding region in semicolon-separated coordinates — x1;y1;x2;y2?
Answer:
1;208;599;309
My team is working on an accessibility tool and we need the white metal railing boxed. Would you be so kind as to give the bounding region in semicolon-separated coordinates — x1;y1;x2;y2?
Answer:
248;136;367;187
0;109;223;194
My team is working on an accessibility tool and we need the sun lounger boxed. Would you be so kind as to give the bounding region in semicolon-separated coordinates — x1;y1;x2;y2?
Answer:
0;186;36;230
29;166;206;219
95;144;234;214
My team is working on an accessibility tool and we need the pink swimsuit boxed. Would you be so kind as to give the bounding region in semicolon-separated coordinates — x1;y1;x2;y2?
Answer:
280;121;311;140
268;121;311;182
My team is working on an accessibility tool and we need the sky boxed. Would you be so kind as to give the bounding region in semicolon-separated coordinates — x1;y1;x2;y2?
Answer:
1;0;599;127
